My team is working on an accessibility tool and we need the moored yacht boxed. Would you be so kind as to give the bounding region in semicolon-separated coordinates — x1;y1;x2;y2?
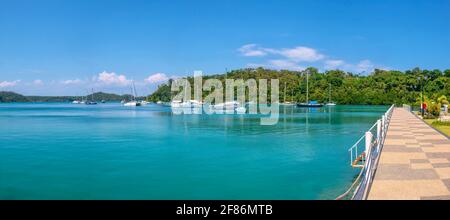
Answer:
124;101;141;106
296;70;323;108
326;83;336;106
170;100;182;108
123;81;141;107
85;89;97;105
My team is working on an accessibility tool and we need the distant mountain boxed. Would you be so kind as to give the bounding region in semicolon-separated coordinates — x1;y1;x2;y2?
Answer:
0;91;147;103
0;91;30;102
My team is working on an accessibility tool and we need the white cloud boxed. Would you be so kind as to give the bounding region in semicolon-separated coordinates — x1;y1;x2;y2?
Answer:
94;71;131;86
61;79;83;85
238;44;267;57
0;80;21;88
239;44;326;72
268;59;304;71
33;79;44;85
272;46;325;62
324;59;345;70
239;44;325;62
322;59;384;74
355;59;375;73
246;63;266;68
238;44;388;74
145;73;169;84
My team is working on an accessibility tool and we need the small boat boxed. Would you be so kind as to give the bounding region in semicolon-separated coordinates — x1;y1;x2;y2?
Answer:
281;101;295;106
297;101;323;108
180;101;191;108
189;100;203;108
85;90;97;105
175;100;200;108
72;100;81;104
171;100;182;108
281;82;295;106
124;101;141;106
123;81;142;107
236;106;246;114
156;101;163;105
210;101;239;110
101;100;106;103
297;71;323;108
84;89;97;105
85;101;98;105
325;83;336;106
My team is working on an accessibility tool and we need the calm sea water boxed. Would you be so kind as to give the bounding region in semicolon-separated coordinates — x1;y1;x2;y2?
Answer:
0;103;388;200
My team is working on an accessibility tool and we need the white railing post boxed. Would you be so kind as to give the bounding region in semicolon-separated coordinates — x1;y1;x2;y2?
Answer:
364;131;374;198
364;131;373;159
381;115;385;138
376;119;381;152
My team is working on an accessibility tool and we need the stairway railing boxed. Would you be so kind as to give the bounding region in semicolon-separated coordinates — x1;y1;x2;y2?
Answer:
336;104;395;200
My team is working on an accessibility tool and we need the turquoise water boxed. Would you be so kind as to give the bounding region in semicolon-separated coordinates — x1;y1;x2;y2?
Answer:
0;103;388;200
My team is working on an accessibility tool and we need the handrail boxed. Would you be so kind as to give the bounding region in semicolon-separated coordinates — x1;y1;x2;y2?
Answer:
336;104;395;200
403;104;411;112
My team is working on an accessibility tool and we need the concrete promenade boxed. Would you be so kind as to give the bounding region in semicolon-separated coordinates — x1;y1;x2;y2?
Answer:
368;108;450;199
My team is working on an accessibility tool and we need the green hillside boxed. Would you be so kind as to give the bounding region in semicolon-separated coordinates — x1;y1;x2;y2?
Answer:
0;91;30;102
148;67;450;105
0;91;141;103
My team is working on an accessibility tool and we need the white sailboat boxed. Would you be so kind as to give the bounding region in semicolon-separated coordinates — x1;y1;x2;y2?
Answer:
281;82;295;106
326;83;336;106
123;81;141;106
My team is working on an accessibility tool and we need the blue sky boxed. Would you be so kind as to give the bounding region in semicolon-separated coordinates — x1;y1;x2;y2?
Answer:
1;0;449;95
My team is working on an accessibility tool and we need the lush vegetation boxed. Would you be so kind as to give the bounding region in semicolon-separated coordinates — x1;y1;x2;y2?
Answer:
0;91;141;102
148;67;450;105
0;91;30;102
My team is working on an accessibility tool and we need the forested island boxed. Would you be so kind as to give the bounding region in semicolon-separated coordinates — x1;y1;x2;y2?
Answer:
0;91;140;103
3;67;450;106
148;67;450;106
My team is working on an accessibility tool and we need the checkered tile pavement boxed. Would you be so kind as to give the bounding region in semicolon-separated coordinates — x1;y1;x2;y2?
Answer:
368;108;450;200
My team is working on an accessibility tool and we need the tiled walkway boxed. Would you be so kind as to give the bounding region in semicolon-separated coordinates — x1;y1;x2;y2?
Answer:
368;108;450;200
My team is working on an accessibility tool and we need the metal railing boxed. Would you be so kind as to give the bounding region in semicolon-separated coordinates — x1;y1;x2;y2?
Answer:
403;104;411;112
336;104;395;200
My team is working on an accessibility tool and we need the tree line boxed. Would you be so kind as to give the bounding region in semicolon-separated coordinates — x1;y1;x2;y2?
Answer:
0;91;141;102
148;67;450;106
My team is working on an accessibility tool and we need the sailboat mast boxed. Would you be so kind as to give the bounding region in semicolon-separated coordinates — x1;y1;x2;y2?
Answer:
184;79;188;102
329;83;331;103
284;82;287;103
132;80;138;101
291;86;294;103
306;71;309;104
130;85;134;101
